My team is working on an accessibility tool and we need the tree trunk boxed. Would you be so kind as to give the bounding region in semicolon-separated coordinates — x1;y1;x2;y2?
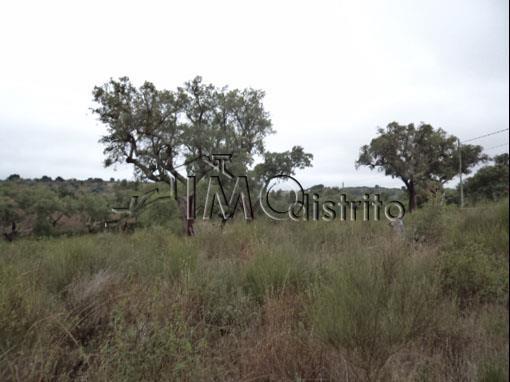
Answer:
177;195;195;236
408;181;417;212
3;221;18;242
52;213;65;227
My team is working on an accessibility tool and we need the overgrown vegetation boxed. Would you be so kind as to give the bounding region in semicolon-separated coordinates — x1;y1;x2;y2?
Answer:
0;176;406;239
0;201;507;381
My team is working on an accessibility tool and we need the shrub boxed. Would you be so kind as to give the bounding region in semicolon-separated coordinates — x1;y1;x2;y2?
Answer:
0;201;508;380
440;240;509;305
92;292;204;381
438;201;509;306
243;248;316;303
312;248;442;380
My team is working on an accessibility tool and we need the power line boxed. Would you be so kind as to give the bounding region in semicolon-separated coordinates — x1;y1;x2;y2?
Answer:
462;128;509;143
457;129;508;209
485;143;509;151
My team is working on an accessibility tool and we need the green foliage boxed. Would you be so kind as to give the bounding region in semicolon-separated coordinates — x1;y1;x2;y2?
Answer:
405;203;449;243
96;299;202;381
6;174;21;181
137;196;179;228
0;178;182;237
243;249;312;303
356;122;487;210
440;241;508;305
91;76;275;184
0;195;18;226
80;193;110;223
479;358;508;382
464;153;509;203
190;260;258;330
0;201;508;380
311;248;441;380
91;76;313;234
438;201;509;305
254;145;313;184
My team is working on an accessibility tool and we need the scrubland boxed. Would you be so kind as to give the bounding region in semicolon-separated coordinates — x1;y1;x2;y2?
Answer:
0;201;508;381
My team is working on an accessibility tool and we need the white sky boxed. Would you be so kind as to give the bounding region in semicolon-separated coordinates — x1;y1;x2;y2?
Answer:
0;0;508;188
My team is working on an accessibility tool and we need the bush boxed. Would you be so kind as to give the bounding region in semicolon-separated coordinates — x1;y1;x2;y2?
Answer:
243;248;317;303
93;296;203;381
440;240;508;305
312;247;442;380
0;201;508;380
439;201;509;305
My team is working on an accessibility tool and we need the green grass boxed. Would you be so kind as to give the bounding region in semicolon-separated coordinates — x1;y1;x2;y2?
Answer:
0;201;508;381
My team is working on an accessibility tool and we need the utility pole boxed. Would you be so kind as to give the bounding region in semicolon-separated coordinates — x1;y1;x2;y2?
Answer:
458;138;464;208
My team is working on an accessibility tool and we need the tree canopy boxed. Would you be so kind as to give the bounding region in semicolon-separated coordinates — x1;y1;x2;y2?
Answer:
92;76;276;183
92;76;313;233
463;153;509;202
254;146;313;185
356;122;487;211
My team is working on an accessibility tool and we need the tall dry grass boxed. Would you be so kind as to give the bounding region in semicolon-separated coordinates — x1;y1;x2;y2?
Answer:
0;201;508;381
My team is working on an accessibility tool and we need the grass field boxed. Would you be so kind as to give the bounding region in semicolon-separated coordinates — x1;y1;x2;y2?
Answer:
0;201;508;381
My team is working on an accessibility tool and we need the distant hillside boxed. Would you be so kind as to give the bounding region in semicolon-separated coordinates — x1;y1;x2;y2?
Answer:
305;184;405;201
0;176;408;239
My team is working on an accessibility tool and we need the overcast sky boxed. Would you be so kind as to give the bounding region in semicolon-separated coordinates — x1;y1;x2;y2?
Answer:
0;0;508;188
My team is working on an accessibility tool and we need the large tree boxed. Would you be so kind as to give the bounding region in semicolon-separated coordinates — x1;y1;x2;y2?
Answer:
463;153;509;202
92;76;312;234
356;122;487;211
